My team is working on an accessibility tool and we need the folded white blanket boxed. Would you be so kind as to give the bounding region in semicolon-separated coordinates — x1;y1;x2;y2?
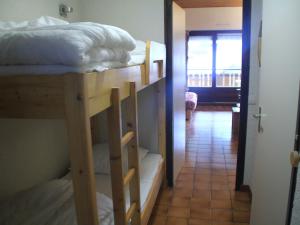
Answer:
0;16;69;31
0;179;114;225
0;16;136;66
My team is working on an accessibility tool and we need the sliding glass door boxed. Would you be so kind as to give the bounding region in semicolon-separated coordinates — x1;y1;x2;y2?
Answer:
188;31;242;103
188;36;213;88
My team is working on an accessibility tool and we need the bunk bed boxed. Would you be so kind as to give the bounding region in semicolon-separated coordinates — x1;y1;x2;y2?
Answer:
0;17;166;225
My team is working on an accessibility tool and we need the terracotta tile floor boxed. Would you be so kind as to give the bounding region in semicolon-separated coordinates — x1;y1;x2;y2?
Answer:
149;106;251;225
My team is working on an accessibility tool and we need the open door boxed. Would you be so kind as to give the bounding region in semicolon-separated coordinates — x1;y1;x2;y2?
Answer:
172;2;186;184
250;1;300;224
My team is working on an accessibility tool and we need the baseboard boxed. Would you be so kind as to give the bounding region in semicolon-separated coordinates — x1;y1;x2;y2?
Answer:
198;102;237;106
240;184;252;201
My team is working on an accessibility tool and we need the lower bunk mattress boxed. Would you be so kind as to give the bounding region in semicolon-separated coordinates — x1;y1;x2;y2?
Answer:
0;153;163;225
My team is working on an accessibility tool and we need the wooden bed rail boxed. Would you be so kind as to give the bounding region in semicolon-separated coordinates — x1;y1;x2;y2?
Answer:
145;41;165;86
107;82;141;225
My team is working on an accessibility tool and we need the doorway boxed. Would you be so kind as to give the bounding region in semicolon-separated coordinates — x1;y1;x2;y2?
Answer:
165;0;252;190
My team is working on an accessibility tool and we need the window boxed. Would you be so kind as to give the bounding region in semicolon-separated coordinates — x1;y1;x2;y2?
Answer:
216;33;242;88
188;36;213;87
187;32;242;89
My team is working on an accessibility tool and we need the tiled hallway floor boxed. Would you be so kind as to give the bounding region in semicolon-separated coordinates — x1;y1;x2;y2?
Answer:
150;107;251;225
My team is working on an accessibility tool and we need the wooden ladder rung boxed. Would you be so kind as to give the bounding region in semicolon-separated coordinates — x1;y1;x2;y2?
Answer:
123;168;136;186
126;202;137;223
121;131;135;148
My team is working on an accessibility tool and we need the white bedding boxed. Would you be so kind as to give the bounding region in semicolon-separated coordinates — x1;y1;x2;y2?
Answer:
0;16;136;66
0;153;162;225
0;179;114;225
0;17;167;76
94;153;162;210
64;153;162;211
0;40;148;76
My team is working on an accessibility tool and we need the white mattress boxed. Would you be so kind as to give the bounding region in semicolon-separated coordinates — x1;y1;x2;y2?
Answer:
0;54;146;76
0;40;148;76
93;153;162;210
0;41;166;76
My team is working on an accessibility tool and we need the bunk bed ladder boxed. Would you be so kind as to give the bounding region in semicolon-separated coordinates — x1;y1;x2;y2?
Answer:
107;82;142;225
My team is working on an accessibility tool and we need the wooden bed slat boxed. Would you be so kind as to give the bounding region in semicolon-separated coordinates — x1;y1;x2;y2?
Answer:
121;131;135;148
123;168;136;186
126;202;137;223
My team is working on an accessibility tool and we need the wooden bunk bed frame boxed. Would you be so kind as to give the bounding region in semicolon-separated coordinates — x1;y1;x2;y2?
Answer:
0;41;166;225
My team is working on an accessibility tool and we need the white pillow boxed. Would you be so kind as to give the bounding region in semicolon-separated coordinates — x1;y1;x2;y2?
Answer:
93;143;149;175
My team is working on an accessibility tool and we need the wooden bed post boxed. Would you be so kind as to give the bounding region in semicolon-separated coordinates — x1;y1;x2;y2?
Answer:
156;79;167;188
127;82;142;225
64;74;99;225
145;41;151;85
107;87;127;225
157;80;166;161
107;82;142;225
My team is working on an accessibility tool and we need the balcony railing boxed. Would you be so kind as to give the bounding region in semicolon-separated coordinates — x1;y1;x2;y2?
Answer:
187;69;241;88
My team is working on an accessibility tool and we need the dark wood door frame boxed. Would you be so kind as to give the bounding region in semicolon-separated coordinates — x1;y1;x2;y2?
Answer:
165;0;174;186
165;0;252;189
236;0;252;190
285;83;300;225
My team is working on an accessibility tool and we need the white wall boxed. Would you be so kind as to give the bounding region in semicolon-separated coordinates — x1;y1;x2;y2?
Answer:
185;7;242;31
79;0;164;43
243;0;262;186
0;119;69;199
0;0;80;22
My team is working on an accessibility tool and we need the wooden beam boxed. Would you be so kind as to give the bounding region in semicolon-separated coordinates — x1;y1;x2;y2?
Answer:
174;0;242;8
157;79;166;160
126;203;138;223
121;131;135;148
64;74;99;225
107;87;127;225
123;168;136;186
0;75;65;119
126;82;142;225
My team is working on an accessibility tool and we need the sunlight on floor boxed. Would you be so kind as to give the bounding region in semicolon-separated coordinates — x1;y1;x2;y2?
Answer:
149;106;251;225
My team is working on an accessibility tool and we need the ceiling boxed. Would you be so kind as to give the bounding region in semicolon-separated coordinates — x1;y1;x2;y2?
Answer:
174;0;243;8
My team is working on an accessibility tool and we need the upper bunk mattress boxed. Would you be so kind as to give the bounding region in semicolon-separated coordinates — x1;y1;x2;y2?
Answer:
0;16;135;66
0;16;165;76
